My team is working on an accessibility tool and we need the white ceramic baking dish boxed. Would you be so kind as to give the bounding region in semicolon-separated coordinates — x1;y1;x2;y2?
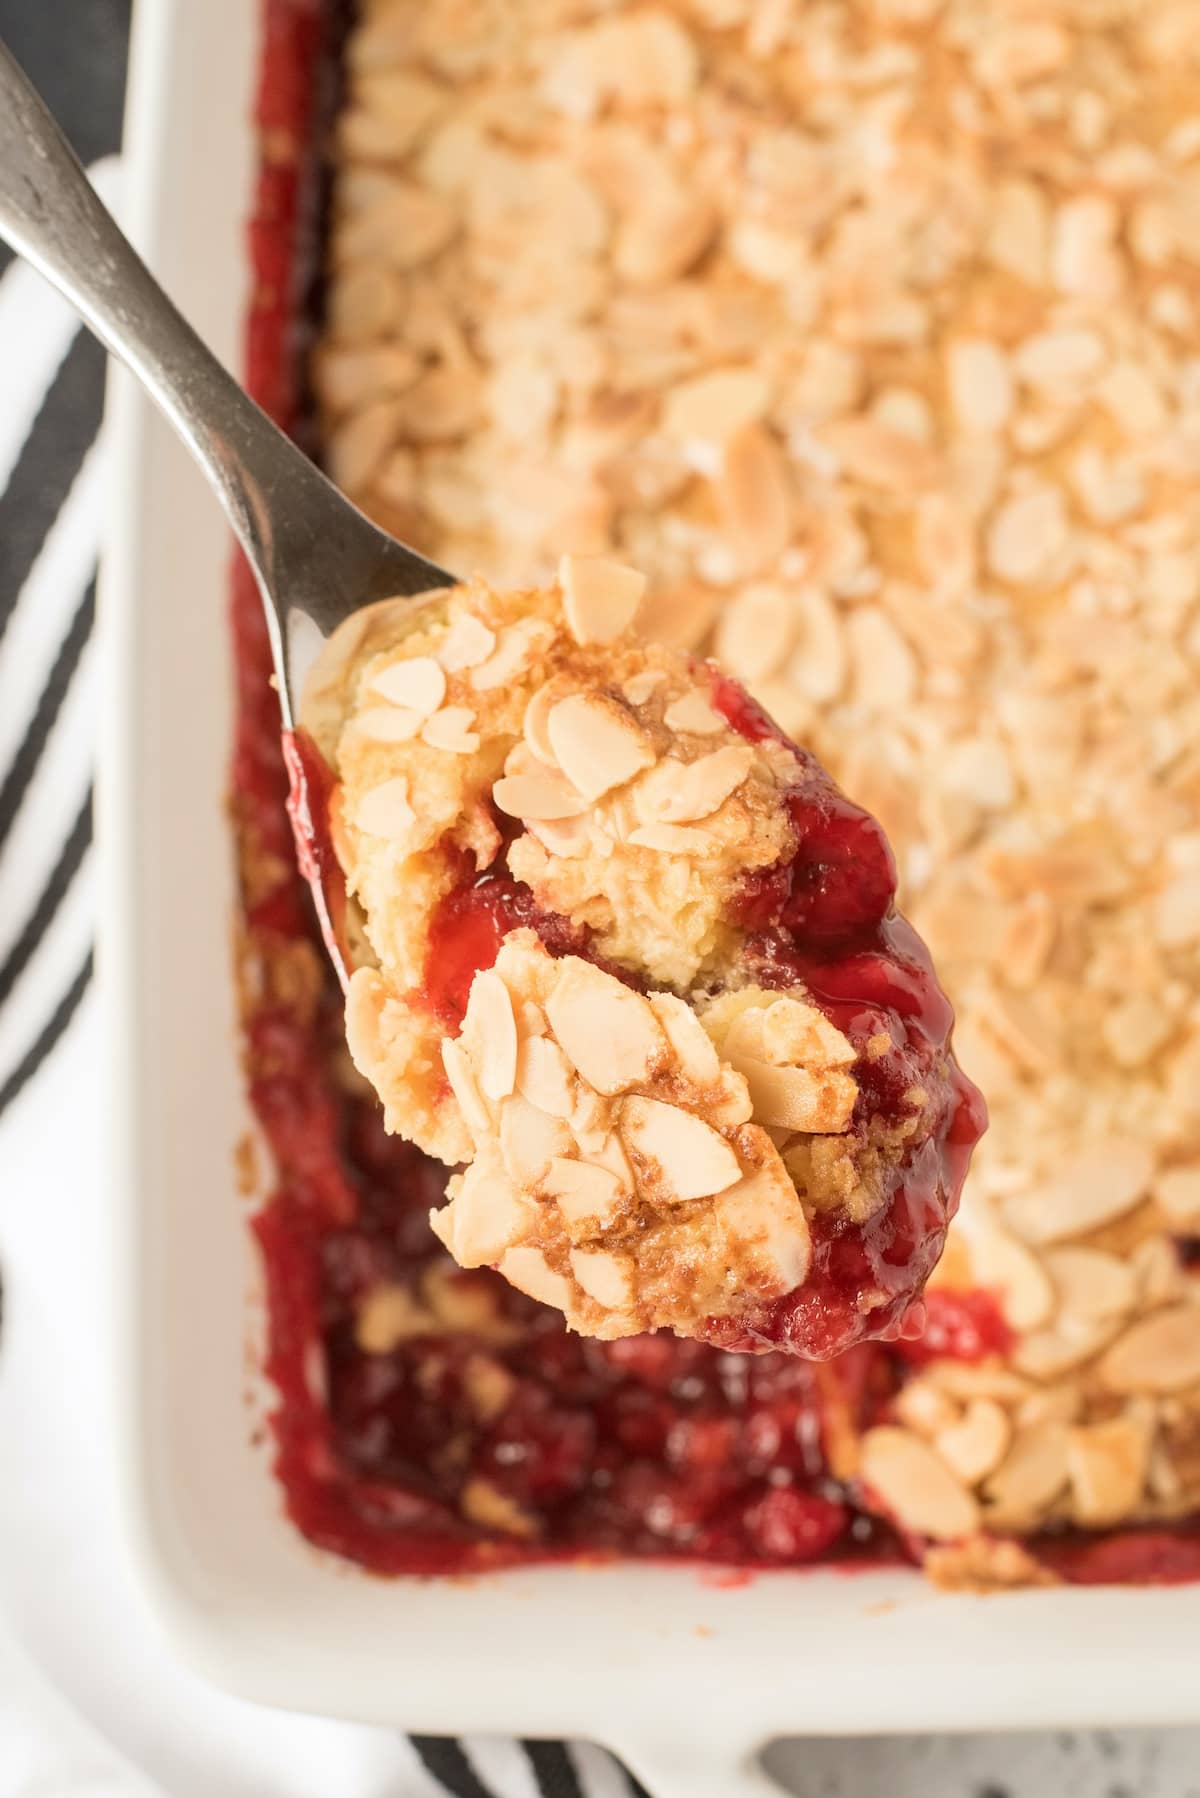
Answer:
100;1;1200;1791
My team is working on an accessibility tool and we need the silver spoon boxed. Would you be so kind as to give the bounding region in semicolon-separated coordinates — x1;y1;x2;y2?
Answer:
0;40;453;980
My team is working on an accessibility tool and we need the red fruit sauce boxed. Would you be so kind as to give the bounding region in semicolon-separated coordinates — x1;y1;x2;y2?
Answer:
230;0;1200;1586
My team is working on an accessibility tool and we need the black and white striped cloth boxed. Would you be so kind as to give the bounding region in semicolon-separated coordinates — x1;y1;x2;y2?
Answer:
0;5;650;1793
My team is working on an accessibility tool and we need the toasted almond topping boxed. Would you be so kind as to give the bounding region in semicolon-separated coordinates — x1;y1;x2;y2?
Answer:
619;1095;742;1201
369;655;446;716
500;1245;574;1312
663;690;725;735
546;694;656;800
544;1157;625;1228
559;554;646;644
634;745;754;825
1155;1165;1200;1227
545;960;665;1095
353;705;425;742
466;970;519;1101
469;620;548;691
622;670;666;706
648;992;722;1085
516;1033;578;1118
434;1164;531;1265
421;704;481;753
1011;1318;1118;1381
734;1056;857;1134
984;1423;1070;1522
492;771;591;821
1066;1418;1153;1527
627;822;714;853
570;1247;635;1309
1098;1307;1200;1395
713;1166;812;1290
1044;1246;1137;1323
860;1426;980;1541
499;1095;573;1184
442;1038;492;1138
662;366;770;446
526;816;592;858
760;997;856;1069
1003;1140;1154;1243
437;611;496;672
946;337;1013;433
356;775;416;840
522;685;560;767
934;1399;1012;1486
968;1223;1055;1332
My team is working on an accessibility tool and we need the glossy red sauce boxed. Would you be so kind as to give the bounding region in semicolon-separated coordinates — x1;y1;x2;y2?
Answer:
232;0;1200;1587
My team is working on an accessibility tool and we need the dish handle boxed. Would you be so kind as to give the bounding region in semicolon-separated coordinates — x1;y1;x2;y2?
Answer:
615;1733;785;1798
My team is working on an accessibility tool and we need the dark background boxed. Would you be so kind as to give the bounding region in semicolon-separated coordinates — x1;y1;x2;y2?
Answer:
0;0;131;251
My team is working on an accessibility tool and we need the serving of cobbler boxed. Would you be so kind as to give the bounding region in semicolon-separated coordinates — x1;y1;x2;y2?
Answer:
298;559;981;1355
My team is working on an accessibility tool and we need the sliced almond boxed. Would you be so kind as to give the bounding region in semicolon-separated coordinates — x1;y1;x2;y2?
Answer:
760;997;856;1069
734;1056;857;1134
465;970;518;1101
442;1038;492;1138
984;1423;1070;1524
438;612;496;672
421;705;480;753
1043;1246;1137;1323
545;960;665;1096
634;745;754;825
1155;1166;1200;1228
469;620;549;691
356;775;416;840
935;1399;1012;1486
559;554;647;644
619;1096;741;1201
435;1164;531;1266
622;670;666;706
570;1247;635;1309
859;1426;980;1542
1002;1140;1154;1244
648;992;722;1085
712;1166;812;1291
369;655;446;716
352;705;424;742
662;366;770;446
522;685;560;767
627;822;714;853
1066;1418;1152;1527
546;694;656;800
544;1157;625;1229
1012;1316;1117;1380
967;1223;1055;1332
663;690;725;735
499;1096;573;1185
1097;1307;1200;1395
516;1033;578;1118
499;1245;574;1312
492;771;590;821
717;423;792;573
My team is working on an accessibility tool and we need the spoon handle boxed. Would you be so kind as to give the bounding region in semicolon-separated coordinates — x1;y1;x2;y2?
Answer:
0;39;449;721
